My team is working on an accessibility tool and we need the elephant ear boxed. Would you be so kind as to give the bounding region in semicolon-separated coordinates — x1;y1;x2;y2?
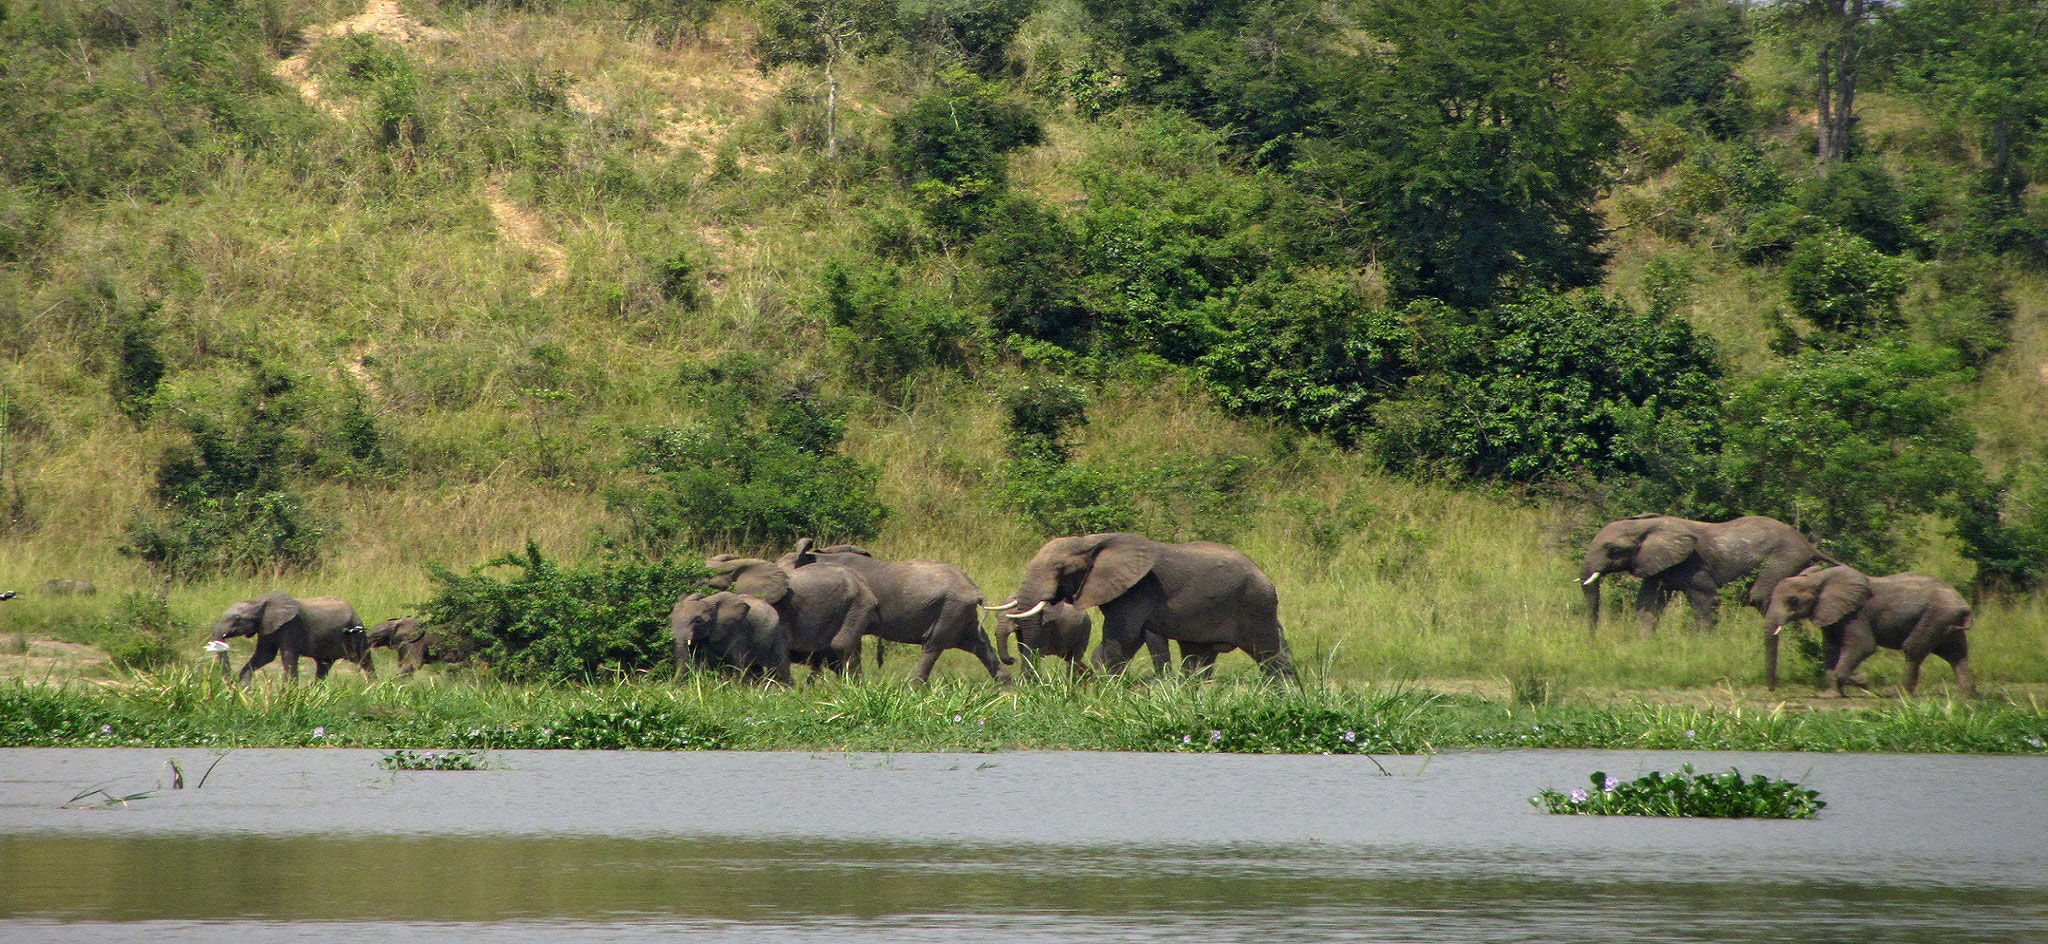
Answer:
1074;535;1161;611
258;593;301;637
787;537;817;568
395;618;426;647
1632;528;1696;577
1813;567;1872;626
725;561;790;603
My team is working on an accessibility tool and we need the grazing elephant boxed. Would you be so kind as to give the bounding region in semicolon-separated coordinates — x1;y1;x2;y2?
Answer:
704;554;877;680
1763;565;1974;696
781;539;1009;683
209;592;372;684
1580;514;1825;636
670;591;792;684
994;533;1291;678
365;616;466;676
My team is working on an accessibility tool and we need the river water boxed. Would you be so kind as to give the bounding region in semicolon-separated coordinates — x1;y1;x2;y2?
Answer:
2;748;2044;942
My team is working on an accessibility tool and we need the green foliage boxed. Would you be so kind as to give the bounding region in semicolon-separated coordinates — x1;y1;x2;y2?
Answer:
1720;342;1981;569
1636;0;1753;135
329;35;426;149
110;304;167;422
889;71;1043;234
1302;0;1640;306
1373;292;1725;483
1200;270;1416;445
1532;765;1826;818
421;541;711;683
999;452;1255;540
379;749;491;770
1954;469;2048;594
123;366;330;579
751;0;898;68
606;356;888;550
1781;230;1909;337
975;197;1090;348
1000;376;1089;461
895;0;1039;73
1797;160;1919;254
99;592;183;672
816;260;976;395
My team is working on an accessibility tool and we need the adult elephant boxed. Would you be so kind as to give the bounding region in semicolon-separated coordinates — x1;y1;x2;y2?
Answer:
670;591;791;684
1579;515;1825;636
208;592;371;684
993;533;1291;678
781;539;1009;683
365;616;467;676
704;553;877;680
1764;565;1974;696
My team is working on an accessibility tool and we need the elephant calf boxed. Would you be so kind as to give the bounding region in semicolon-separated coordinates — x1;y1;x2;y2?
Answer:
210;591;372;684
1764;565;1974;696
366;616;467;676
671;591;792;685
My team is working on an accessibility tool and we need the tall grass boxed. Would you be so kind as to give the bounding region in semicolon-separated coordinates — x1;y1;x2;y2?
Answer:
4;669;2043;754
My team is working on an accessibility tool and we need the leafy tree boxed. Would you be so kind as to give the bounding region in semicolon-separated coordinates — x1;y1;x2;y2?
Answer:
1302;0;1642;307
896;0;1040;74
1637;0;1755;134
1719;342;1981;569
1781;229;1908;336
1783;0;1879;163
815;259;976;396
889;71;1042;234
1954;468;2048;594
975;197;1091;348
753;0;896;157
604;356;888;552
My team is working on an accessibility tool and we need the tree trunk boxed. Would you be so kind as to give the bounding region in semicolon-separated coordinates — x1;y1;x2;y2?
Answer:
1811;0;1865;164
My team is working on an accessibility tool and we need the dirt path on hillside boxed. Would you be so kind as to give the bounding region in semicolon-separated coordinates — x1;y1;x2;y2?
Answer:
273;0;448;121
484;181;570;296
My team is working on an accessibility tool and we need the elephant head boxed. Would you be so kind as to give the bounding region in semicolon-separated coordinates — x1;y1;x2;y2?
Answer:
1001;533;1160;618
1579;515;1698;621
1762;565;1872;689
367;616;430;675
669;591;782;680
704;556;792;605
208;592;300;679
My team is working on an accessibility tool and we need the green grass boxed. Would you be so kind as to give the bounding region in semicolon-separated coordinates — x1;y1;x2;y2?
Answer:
4;670;2044;754
1531;764;1828;818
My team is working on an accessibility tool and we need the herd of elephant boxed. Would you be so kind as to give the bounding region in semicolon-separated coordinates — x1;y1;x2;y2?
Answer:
199;516;1976;697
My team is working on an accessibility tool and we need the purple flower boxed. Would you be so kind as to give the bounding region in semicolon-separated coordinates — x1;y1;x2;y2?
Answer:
1341;730;1357;742
99;724;112;734
1603;775;1620;791
1181;734;1193;744
1685;729;1697;740
1569;788;1588;803
1209;729;1223;742
313;726;326;738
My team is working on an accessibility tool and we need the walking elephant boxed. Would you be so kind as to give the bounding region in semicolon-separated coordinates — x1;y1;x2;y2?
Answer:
782;539;1009;683
1580;514;1826;636
1763;565;1974;696
993;533;1291;678
992;601;1227;679
704;553;877;680
670;591;792;684
208;592;372;684
365;616;468;676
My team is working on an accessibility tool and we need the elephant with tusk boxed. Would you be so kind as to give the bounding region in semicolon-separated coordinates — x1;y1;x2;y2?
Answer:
208;592;372;684
1001;533;1291;679
1579;514;1828;637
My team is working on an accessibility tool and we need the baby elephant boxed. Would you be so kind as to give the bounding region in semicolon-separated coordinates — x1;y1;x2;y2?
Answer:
209;591;372;685
670;591;791;685
365;616;466;676
994;600;1093;678
1765;565;1973;696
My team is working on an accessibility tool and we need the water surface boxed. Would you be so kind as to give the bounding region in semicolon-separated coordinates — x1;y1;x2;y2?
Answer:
2;748;2042;941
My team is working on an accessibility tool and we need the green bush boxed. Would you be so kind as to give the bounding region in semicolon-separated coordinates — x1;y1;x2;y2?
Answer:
1000;376;1090;461
816;260;976;396
99;592;183;672
1199;270;1417;445
1782;230;1910;337
976;197;1091;348
890;71;1043;235
606;356;888;550
1797;159;1920;254
1532;765;1826;819
422;541;711;683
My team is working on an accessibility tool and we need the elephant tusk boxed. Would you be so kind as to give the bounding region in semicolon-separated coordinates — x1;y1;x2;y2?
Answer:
1006;601;1048;619
1770;625;1784;637
203;640;232;653
980;599;1018;611
1581;572;1603;587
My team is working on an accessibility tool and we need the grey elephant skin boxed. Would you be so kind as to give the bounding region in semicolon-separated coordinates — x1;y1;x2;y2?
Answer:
704;553;877;679
1580;514;1824;635
782;540;1009;682
1000;533;1291;678
1764;565;1974;696
670;590;792;684
365;616;468;676
993;602;1227;678
210;591;372;684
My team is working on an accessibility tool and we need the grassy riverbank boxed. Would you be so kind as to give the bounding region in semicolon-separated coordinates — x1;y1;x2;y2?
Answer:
5;670;2044;755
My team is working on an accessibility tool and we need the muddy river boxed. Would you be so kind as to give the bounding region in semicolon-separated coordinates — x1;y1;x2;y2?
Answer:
2;748;2044;941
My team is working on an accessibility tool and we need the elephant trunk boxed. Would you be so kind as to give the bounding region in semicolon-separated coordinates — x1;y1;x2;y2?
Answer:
1764;626;1781;691
996;616;1015;665
1582;580;1603;635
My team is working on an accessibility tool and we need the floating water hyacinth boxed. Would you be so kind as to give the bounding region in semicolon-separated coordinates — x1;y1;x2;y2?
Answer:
1531;765;1826;819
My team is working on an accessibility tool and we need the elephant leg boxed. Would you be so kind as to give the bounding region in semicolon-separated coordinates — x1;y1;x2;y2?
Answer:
935;598;1009;683
1095;603;1153;676
313;659;334;681
1181;644;1220;679
1829;629;1880;697
1678;573;1720;633
238;640;278;686
1145;632;1171;675
910;647;944;682
1633;580;1672;637
1932;633;1972;696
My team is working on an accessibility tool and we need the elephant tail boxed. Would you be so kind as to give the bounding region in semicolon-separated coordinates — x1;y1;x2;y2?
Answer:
875;640;885;669
1811;547;1844;567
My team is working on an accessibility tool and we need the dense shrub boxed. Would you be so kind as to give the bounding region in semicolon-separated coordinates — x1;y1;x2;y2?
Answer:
1781;230;1910;337
1000;377;1090;461
1719;342;1980;570
976;197;1091;348
422;541;711;683
605;357;888;551
1797;160;1920;254
1635;0;1753;135
816;260;976;396
1954;469;2048;595
1199;270;1417;445
890;71;1042;234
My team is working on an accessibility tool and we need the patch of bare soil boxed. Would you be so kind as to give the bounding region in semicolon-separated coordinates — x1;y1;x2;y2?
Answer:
274;0;450;120
484;181;569;296
0;638;111;679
